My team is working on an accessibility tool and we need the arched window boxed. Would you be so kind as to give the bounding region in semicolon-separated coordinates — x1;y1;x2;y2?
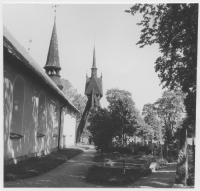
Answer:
53;103;59;137
10;76;25;137
37;93;46;136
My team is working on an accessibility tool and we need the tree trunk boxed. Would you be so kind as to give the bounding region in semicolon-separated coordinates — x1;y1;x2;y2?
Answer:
192;138;195;171
175;127;188;185
184;128;188;186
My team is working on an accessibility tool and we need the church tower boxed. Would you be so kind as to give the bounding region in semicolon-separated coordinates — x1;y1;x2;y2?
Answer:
44;16;63;90
85;46;103;107
76;46;103;142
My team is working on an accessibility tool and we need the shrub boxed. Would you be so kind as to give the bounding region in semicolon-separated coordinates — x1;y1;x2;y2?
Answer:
166;157;173;163
187;174;194;186
175;164;186;184
145;148;152;155
86;165;152;186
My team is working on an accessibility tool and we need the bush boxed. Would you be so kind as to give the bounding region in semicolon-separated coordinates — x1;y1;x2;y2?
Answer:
145;148;152;155
187;174;194;186
175;164;186;184
166;157;173;163
86;165;152;186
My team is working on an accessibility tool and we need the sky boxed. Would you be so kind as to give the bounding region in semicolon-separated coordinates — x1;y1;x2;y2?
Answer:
3;3;165;113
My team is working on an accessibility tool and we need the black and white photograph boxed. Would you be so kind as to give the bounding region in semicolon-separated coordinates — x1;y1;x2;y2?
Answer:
3;1;199;188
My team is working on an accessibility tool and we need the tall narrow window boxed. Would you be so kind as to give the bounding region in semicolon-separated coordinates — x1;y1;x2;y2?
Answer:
10;76;25;137
37;93;46;136
53;103;59;137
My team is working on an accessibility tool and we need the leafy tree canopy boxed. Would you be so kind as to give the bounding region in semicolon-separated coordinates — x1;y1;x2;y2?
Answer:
106;88;139;144
154;90;186;143
88;108;114;152
61;79;87;132
142;103;162;141
129;3;198;129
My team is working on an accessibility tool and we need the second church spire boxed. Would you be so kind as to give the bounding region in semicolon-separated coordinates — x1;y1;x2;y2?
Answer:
44;16;63;90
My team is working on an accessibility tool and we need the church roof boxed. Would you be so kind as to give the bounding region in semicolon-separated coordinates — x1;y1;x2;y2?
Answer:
85;76;103;96
3;25;78;113
44;16;61;69
85;46;103;96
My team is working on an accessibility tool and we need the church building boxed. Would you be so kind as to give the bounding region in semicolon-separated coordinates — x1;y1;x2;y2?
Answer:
4;15;78;164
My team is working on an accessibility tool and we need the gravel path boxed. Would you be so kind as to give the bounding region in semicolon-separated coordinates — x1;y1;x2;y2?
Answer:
4;145;102;188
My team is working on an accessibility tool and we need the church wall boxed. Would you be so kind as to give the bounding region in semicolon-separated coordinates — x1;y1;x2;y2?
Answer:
63;112;76;147
4;59;70;164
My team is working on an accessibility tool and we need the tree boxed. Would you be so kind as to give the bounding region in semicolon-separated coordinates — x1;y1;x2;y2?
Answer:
61;79;78;101
87;108;114;153
106;88;139;145
135;114;153;145
142;103;162;141
128;4;197;184
128;3;198;136
61;79;87;129
154;90;186;145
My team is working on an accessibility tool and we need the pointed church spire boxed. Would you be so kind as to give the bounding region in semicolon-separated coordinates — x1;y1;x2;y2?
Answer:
44;16;61;69
92;46;97;68
91;46;97;77
44;15;63;90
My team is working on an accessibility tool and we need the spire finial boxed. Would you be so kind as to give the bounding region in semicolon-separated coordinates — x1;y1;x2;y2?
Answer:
86;70;88;77
92;46;96;68
94;31;95;47
101;72;102;78
28;38;32;53
52;5;59;16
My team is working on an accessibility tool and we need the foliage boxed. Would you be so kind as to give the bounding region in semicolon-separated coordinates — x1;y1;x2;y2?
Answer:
154;90;186;144
106;88;139;145
129;3;198;134
88;108;114;152
61;79;88;135
134;113;151;142
142;103;162;141
88;88;141;151
145;148;152;155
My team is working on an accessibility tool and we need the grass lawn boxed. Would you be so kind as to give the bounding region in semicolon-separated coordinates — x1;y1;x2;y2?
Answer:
4;148;83;182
